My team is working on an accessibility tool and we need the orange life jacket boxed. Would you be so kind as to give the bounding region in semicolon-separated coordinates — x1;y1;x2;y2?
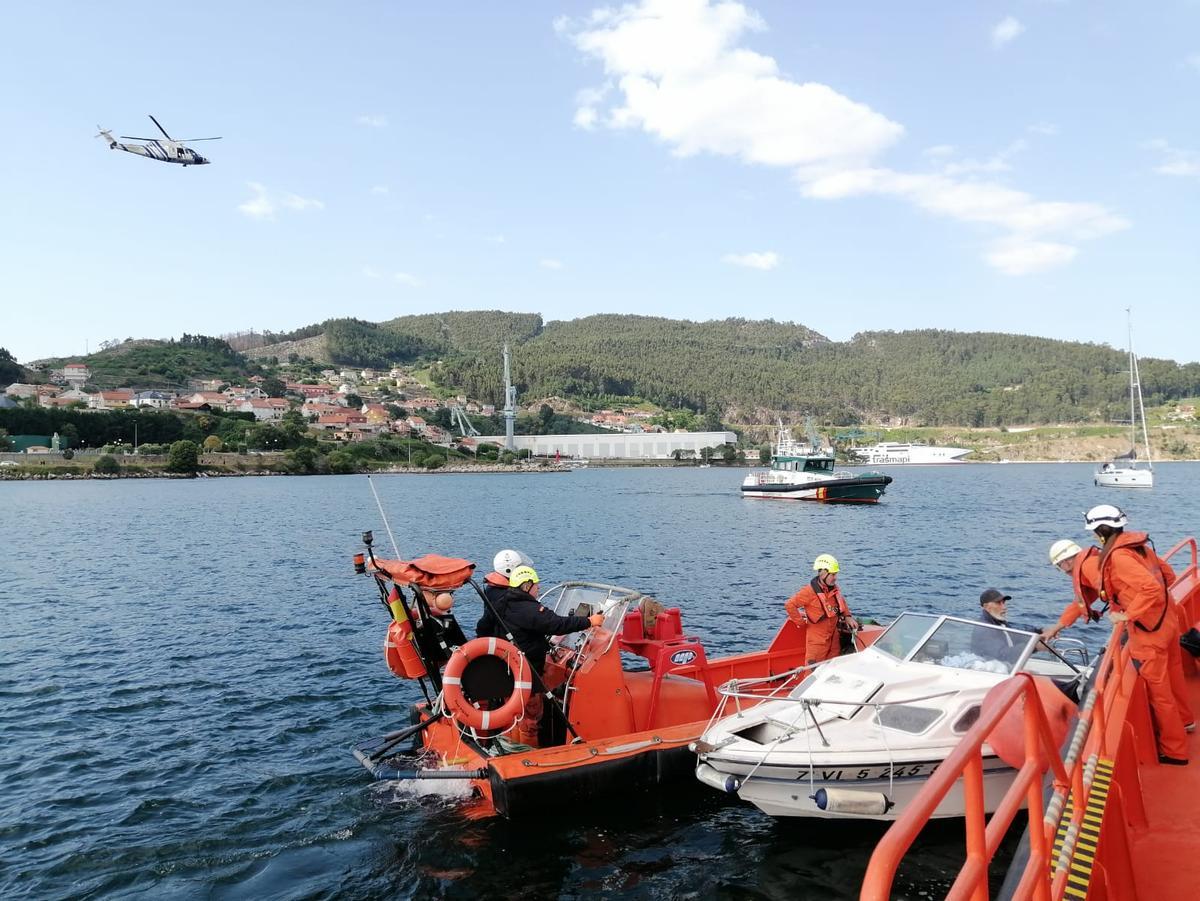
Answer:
1097;531;1170;632
809;581;849;623
1069;545;1103;620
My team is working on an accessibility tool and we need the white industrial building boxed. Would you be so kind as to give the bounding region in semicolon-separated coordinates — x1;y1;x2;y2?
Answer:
473;431;737;460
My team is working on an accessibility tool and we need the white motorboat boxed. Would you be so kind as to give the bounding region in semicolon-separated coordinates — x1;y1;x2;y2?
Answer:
693;612;1087;820
742;420;892;503
849;441;972;465
1095;310;1154;489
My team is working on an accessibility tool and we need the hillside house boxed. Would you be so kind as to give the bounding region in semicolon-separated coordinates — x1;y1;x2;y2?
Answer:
362;403;390;424
223;385;267;400
185;391;233;411
62;363;90;386
237;398;291;421
131;390;173;409
88;390;134;411
302;401;344;419
315;412;368;431
286;383;330;399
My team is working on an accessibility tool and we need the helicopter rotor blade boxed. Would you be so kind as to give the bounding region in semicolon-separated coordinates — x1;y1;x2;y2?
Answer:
119;136;160;141
148;115;173;141
175;137;222;142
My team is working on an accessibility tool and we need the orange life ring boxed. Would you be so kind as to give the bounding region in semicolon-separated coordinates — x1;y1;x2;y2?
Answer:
441;637;532;732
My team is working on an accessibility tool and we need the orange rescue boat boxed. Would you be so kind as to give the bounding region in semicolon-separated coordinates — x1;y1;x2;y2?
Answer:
349;531;873;818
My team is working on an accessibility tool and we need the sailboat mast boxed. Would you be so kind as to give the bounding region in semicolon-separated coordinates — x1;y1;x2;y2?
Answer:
1127;311;1136;458
1128;311;1153;470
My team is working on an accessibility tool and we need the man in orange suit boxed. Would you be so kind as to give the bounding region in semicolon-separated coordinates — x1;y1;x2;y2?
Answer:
1049;506;1192;764
785;553;858;666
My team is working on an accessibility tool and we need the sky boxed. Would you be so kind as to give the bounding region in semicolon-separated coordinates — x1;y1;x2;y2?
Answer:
2;1;1198;364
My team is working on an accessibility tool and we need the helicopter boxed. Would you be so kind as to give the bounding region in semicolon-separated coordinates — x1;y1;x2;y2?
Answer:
95;115;220;166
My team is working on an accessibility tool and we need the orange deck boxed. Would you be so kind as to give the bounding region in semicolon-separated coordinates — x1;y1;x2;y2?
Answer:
1128;664;1200;899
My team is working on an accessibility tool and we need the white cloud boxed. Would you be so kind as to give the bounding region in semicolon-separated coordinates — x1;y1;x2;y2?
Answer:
394;272;422;287
1144;138;1200;177
282;193;324;212
800;168;1125;239
991;16;1025;48
237;182;274;219
239;183;324;219
370;184;390;195
574;86;610;129
485;234;506;244
356;114;389;128
566;0;903;168
940;138;1027;176
723;251;779;270
564;1;1126;275
540;258;565;270
574;106;600;129
986;240;1076;276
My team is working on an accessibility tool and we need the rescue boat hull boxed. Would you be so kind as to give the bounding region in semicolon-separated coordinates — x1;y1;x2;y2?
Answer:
740;475;892;503
355;711;714;818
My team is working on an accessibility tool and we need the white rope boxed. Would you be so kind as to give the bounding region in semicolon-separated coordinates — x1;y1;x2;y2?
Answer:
366;474;401;558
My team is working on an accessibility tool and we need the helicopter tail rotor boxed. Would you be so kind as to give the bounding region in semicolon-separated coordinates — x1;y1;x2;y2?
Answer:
95;126;117;149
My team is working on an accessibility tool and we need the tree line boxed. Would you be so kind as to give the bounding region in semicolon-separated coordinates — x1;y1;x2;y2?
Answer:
424;316;1200;426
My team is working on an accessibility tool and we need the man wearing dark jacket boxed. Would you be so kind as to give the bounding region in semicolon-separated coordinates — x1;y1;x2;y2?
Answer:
499;565;603;747
476;548;532;638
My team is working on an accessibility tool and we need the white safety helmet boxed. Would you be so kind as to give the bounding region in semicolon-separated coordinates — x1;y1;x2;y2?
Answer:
493;549;532;577
1048;539;1083;567
1084;504;1128;532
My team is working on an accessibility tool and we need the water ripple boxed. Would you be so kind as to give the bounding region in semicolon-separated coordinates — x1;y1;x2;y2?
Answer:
3;465;1197;898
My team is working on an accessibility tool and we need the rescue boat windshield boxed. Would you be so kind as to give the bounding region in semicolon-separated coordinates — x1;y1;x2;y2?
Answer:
540;581;643;658
871;612;1037;675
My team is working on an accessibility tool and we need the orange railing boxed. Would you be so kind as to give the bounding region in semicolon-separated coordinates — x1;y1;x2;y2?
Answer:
862;535;1200;901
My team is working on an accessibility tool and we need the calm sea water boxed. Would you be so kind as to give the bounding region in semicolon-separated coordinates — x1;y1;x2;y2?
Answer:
3;463;1199;899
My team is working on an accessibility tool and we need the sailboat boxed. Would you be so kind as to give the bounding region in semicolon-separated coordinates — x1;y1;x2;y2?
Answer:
1095;311;1154;489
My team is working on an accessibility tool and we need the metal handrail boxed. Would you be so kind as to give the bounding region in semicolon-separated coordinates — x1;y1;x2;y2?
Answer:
862;536;1200;901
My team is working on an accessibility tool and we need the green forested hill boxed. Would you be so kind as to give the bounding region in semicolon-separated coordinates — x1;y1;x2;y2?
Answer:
41;335;256;389
95;312;1200;427
378;311;544;356
425;317;1200;426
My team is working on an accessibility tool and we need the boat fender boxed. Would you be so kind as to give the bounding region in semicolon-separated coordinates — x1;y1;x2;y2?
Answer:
724;775;741;794
384;618;428;680
982;674;1075;769
811;787;893;816
441;637;532;732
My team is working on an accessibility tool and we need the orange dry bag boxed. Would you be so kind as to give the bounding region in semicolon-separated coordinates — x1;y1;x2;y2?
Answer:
383;586;427;679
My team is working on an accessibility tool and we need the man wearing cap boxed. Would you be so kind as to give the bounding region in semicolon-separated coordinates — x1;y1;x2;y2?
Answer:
497;566;604;747
971;589;1025;663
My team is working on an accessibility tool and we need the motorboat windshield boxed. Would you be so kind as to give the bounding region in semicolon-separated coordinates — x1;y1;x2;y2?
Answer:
540;581;644;659
870;612;1039;675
